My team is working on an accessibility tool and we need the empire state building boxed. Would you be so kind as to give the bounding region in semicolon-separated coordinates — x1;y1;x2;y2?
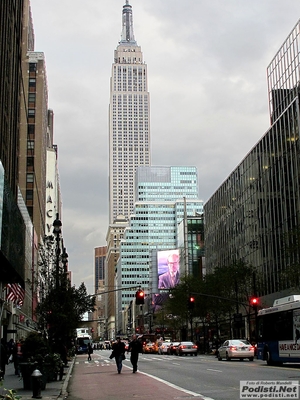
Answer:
108;1;151;223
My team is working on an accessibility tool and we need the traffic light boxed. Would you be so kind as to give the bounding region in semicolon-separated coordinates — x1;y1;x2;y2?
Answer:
250;297;259;309
188;296;195;310
135;289;145;305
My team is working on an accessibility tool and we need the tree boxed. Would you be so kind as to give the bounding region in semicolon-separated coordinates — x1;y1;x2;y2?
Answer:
35;282;95;344
36;237;96;346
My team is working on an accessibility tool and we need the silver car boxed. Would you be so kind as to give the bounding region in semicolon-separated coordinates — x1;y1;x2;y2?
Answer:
176;341;198;356
217;339;254;361
158;342;170;355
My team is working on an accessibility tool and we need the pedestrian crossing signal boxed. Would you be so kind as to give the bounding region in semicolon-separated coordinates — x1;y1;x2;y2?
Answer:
136;289;145;305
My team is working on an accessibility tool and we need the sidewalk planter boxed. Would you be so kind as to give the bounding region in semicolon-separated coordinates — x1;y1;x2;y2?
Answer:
19;362;37;390
43;353;64;382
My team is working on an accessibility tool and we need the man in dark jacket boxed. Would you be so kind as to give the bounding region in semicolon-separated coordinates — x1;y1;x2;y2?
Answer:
0;338;8;379
128;335;142;373
111;337;125;374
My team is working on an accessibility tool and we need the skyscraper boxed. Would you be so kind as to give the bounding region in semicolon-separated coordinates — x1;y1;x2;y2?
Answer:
108;1;151;223
115;166;203;322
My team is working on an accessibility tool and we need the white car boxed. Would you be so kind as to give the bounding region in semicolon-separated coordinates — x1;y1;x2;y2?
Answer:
158;342;170;355
217;339;254;361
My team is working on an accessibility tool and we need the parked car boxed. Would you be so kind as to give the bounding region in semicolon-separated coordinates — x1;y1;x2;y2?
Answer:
167;342;180;355
143;342;158;354
176;341;198;356
158;342;170;355
217;339;255;361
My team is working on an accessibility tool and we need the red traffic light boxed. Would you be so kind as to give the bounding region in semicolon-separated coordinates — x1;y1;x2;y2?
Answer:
136;289;145;305
250;297;259;307
188;296;195;309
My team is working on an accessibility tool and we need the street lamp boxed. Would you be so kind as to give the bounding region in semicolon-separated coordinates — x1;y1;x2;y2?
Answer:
61;248;68;273
53;213;62;288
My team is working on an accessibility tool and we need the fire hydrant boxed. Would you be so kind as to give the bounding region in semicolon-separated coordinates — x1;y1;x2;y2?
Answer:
31;368;43;399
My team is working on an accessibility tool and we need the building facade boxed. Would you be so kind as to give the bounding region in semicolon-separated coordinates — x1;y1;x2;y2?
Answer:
115;166;203;331
108;1;151;223
0;0;41;340
19;50;49;242
93;247;107;340
204;19;300;306
94;246;106;293
105;216;128;339
178;214;205;279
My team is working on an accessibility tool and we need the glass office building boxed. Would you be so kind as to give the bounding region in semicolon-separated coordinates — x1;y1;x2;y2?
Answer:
115;166;203;317
204;20;300;304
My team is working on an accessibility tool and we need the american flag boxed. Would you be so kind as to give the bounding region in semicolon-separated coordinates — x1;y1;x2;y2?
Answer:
6;283;25;306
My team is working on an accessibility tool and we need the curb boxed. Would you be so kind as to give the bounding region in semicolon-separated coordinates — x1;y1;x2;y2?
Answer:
57;357;76;400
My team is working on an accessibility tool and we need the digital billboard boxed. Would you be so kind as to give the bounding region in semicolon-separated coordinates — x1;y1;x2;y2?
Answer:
157;249;180;290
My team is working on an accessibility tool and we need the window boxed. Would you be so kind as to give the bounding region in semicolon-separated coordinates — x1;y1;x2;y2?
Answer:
28;93;36;104
29;78;36;87
27;157;34;167
26;173;34;183
28;125;35;135
26;190;33;201
27;141;34;150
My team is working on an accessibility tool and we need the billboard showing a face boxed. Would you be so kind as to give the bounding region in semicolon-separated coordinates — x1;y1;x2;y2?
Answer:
157;249;180;290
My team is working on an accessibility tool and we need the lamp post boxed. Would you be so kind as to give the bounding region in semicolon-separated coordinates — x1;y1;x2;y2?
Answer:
53;213;62;289
61;248;68;273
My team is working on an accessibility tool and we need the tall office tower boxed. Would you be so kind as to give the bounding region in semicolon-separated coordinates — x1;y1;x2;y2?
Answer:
94;246;106;293
115;166;203;328
0;0;25;199
108;1;151;223
0;0;25;289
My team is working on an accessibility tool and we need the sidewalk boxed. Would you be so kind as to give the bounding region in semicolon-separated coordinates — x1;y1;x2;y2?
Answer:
0;359;73;400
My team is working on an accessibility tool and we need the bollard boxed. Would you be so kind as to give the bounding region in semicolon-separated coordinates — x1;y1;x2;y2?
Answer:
31;369;43;399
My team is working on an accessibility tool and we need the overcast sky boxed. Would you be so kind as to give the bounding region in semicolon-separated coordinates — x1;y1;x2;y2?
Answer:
30;0;300;294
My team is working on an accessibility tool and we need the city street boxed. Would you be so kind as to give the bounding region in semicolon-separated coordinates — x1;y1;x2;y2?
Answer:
68;350;300;400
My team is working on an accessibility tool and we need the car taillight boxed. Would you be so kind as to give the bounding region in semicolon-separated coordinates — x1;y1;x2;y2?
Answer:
179;345;183;349
192;345;197;349
229;346;237;351
249;346;255;351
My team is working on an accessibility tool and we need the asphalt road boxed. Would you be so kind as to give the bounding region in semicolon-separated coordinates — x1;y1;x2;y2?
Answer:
136;351;300;400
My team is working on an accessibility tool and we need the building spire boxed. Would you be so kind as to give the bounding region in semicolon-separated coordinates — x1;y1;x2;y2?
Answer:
120;1;136;44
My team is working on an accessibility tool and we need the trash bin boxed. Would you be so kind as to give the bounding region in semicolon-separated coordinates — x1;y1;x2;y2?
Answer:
31;368;43;399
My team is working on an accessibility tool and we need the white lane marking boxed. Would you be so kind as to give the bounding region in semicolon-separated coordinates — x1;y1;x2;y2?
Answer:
207;368;222;372
138;369;216;400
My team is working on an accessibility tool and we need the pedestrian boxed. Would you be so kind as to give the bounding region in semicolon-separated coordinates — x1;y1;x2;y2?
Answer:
0;338;8;379
111;337;125;374
128;334;142;373
87;342;93;361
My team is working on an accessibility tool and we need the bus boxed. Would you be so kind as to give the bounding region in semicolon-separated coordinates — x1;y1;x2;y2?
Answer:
76;327;92;354
257;295;300;365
